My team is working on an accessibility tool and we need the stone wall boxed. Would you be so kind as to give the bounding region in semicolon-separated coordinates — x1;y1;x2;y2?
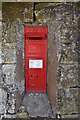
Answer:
0;2;79;119
34;3;79;116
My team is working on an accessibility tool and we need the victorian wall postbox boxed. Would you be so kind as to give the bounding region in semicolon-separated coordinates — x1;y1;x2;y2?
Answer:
24;26;47;92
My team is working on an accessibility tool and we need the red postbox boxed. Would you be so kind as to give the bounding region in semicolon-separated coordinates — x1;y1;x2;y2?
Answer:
24;26;47;92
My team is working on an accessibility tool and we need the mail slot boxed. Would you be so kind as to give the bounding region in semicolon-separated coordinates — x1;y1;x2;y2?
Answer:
24;26;47;92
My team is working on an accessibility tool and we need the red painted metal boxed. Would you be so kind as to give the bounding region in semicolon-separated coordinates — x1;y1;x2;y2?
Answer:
24;26;47;92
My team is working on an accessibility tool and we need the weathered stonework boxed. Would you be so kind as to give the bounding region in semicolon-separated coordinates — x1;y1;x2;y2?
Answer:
57;64;79;88
2;64;16;85
57;88;78;114
0;2;79;119
0;88;7;114
2;3;33;22
35;2;79;116
2;22;16;63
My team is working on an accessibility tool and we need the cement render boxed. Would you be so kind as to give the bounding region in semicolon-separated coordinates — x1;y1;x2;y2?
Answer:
22;93;54;118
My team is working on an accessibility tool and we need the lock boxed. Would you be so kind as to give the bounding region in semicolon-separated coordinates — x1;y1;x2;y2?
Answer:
31;75;33;78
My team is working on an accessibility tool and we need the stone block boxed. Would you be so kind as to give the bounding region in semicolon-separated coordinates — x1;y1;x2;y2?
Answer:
60;44;78;64
57;63;79;88
2;2;33;22
0;2;2;10
0;64;2;83
0;10;2;20
57;88;78;115
0;2;2;21
0;88;7;114
2;64;16;85
2;22;16;43
2;23;16;63
7;92;16;114
35;3;56;23
16;111;29;118
2;43;16;63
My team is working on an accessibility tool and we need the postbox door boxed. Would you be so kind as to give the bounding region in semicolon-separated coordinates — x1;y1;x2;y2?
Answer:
28;58;45;91
24;26;47;92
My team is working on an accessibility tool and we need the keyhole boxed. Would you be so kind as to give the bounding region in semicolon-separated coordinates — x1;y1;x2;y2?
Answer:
31;75;33;78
